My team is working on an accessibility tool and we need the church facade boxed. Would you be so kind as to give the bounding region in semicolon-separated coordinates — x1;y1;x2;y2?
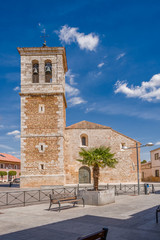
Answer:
18;46;140;188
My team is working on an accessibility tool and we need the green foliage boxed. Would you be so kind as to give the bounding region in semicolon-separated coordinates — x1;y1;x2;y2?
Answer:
141;160;147;164
77;146;118;190
8;171;17;176
0;171;7;177
77;146;118;168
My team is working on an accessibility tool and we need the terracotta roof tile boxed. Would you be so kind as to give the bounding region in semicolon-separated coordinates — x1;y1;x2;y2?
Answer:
66;120;111;129
0;153;20;163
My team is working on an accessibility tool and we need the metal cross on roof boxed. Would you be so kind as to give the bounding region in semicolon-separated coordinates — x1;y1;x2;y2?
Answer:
40;30;49;47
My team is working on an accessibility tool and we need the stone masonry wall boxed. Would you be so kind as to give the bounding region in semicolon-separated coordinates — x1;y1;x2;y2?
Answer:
19;48;67;188
64;128;140;184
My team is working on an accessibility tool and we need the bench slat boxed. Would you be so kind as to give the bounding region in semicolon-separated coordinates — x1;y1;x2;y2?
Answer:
49;194;85;211
52;198;82;204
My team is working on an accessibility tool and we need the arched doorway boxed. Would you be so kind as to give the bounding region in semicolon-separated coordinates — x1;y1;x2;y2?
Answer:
79;166;91;184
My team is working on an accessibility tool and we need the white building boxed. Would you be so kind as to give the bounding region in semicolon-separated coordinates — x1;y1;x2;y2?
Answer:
141;147;160;181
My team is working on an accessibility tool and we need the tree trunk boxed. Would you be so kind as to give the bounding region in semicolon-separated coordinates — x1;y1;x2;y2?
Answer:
93;164;99;191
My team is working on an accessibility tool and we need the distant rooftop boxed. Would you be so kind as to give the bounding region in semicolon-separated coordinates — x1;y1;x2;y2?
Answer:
0;153;20;163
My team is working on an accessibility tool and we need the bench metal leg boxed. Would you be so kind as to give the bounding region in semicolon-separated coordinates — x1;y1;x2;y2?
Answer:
103;227;108;239
82;198;85;207
48;202;52;210
58;201;61;212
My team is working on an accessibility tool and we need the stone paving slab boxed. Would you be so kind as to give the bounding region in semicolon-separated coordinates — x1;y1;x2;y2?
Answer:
0;194;160;240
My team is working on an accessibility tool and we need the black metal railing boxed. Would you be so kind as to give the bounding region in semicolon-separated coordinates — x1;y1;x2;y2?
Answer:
0;184;158;208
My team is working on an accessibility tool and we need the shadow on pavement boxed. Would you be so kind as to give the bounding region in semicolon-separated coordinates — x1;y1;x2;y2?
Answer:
0;205;160;240
0;183;20;188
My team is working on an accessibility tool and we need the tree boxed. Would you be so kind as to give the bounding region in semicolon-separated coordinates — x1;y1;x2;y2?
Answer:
0;171;7;181
141;160;147;164
8;171;17;176
77;146;118;191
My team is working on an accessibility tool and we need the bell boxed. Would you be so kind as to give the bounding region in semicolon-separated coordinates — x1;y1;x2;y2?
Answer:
45;66;51;73
33;67;38;74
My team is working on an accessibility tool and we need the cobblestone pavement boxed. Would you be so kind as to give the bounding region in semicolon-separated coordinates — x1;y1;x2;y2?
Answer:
0;194;160;240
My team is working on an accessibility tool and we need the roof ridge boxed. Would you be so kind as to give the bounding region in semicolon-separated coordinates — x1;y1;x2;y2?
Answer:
66;120;110;129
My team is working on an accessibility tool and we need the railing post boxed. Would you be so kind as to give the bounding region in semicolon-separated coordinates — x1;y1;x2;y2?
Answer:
6;192;8;205
115;185;117;195
134;185;136;194
24;191;25;206
39;190;41;202
152;184;155;193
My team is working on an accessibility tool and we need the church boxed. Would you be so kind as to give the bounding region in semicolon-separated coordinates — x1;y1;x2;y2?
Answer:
17;46;140;188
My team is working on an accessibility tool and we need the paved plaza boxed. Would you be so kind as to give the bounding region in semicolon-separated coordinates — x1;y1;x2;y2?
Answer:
0;194;160;240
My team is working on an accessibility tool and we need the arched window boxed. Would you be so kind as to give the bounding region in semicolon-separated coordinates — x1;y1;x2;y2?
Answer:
79;166;91;184
80;134;88;146
32;60;39;83
45;60;52;83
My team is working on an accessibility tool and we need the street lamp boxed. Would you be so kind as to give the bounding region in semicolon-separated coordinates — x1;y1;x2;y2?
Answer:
122;142;154;195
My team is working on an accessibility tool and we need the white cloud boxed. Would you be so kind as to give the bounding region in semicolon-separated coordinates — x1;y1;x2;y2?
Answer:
66;69;77;85
65;83;79;97
98;62;104;68
116;53;125;60
65;69;86;107
7;130;20;140
15;135;21;139
57;25;99;51
115;73;160;102
0;144;13;150
68;97;86;106
155;142;160;146
7;130;20;136
13;86;20;91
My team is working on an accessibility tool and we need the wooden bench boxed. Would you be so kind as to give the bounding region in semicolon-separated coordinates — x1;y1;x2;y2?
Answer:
156;206;160;223
49;193;85;211
77;227;108;240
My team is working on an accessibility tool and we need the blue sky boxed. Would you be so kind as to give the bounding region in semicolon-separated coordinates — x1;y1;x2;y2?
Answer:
0;0;160;161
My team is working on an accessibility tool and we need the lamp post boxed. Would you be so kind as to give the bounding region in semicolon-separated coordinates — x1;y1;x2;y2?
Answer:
122;142;154;195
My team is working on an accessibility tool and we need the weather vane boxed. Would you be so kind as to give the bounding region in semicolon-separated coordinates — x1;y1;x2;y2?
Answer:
40;30;49;47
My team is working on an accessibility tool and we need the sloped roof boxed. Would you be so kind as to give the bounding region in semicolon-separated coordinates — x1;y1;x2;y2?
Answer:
66;120;111;129
0;153;20;163
66;120;140;143
150;147;160;152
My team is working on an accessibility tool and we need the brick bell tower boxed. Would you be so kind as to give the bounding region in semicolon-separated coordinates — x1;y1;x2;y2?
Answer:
17;46;67;187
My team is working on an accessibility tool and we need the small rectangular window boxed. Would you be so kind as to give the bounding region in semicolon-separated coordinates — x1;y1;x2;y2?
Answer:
41;145;43;151
155;170;159;177
82;137;86;146
40;164;44;170
39;104;45;113
155;153;159;160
